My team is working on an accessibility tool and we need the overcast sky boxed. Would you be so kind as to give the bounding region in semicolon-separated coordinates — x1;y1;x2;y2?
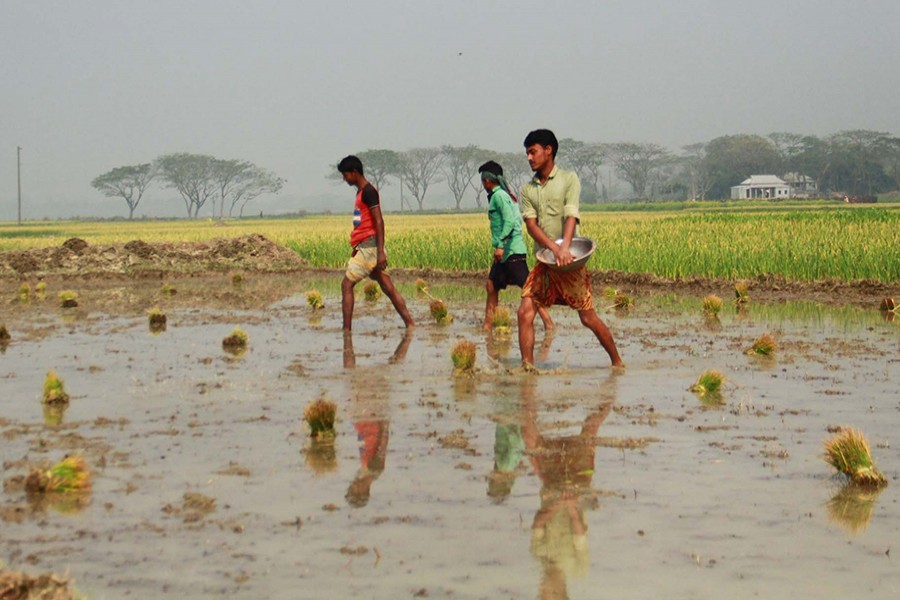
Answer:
2;0;899;219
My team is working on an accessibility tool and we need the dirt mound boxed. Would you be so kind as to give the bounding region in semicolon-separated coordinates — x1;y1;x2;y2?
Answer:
0;567;78;600
0;234;307;279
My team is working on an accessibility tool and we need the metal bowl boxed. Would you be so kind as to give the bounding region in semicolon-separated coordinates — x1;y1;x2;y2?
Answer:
535;237;596;272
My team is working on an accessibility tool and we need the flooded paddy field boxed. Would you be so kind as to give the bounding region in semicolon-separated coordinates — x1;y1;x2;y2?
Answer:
1;273;898;599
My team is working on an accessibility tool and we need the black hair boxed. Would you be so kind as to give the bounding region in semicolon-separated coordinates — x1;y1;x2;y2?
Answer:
523;129;559;158
478;160;504;176
337;155;364;175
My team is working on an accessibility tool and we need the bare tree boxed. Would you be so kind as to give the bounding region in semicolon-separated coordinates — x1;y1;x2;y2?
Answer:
558;139;606;202
399;147;444;211
608;142;672;199
496;151;532;202
681;142;713;200
157;153;218;218
212;159;285;218
91;163;156;219
441;145;484;210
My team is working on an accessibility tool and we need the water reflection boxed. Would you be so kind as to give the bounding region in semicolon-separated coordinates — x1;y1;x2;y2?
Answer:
514;375;618;598
342;331;412;508
826;483;885;535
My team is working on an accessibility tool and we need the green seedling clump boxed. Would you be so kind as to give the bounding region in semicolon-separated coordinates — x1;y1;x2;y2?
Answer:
430;300;452;325
702;294;723;315
25;455;92;495
304;398;337;438
451;339;477;373
746;333;777;356
222;327;249;351
147;307;167;326
160;283;177;296
363;281;381;302
35;281;48;295
19;282;31;299
491;306;513;337
58;290;79;308
415;278;429;293
734;281;750;304
690;369;725;400
42;370;70;405
824;428;887;488
306;290;324;310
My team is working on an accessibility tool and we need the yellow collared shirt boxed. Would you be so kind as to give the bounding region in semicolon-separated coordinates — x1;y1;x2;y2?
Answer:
520;165;581;247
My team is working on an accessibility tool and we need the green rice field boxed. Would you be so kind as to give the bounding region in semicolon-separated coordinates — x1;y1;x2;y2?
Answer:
1;203;898;282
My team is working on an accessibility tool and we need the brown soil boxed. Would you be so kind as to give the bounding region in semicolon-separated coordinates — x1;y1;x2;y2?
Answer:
1;235;897;307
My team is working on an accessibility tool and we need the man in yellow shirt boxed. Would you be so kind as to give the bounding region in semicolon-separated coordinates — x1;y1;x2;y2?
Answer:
518;129;623;369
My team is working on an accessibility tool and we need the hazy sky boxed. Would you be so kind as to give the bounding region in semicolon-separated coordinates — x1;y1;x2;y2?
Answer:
3;0;899;219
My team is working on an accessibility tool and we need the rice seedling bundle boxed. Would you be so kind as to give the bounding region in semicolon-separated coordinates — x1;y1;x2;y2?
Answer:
491;306;513;336
702;295;723;315
0;324;10;342
42;370;69;405
222;327;249;352
25;455;92;494
57;290;78;308
363;281;381;302
306;290;324;310
304;398;337;438
430;300;452;325
451;339;477;372
823;428;887;487
746;333;777;356
689;369;725;397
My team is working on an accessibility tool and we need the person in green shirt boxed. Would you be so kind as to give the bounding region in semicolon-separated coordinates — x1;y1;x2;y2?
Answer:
479;160;553;331
517;129;623;369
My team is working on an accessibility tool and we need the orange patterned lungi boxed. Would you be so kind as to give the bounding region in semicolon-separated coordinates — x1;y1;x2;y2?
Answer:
521;262;593;311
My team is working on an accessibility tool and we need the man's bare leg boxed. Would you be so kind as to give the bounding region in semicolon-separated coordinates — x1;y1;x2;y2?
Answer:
372;269;415;327
517;296;539;368
341;276;356;331
578;309;624;367
537;305;554;331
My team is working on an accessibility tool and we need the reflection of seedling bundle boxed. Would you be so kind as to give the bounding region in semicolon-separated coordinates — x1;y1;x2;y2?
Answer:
702;295;723;316
880;297;897;322
746;333;777;356
304;398;337;439
824;428;887;487
826;484;882;534
58;290;79;308
689;369;725;403
734;281;750;305
222;327;249;355
451;339;477;374
491;306;513;337
25;455;92;495
306;289;324;310
147;307;167;332
19;282;31;300
363;281;381;302
43;370;70;406
430;299;453;325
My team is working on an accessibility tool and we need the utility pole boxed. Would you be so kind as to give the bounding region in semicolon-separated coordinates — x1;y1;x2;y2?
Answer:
17;146;23;225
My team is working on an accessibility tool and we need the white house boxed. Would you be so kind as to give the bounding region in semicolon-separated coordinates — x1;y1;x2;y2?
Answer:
730;175;791;200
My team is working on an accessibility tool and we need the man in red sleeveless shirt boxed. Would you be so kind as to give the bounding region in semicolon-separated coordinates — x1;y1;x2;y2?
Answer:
337;155;415;331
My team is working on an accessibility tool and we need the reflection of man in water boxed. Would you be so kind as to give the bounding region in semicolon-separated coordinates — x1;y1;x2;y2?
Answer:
342;331;412;507
520;377;615;599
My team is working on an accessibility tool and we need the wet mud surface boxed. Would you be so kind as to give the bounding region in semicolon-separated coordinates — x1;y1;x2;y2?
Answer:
1;273;898;599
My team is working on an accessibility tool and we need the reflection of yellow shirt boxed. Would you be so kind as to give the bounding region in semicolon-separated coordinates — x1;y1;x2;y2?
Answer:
531;508;589;577
519;165;581;248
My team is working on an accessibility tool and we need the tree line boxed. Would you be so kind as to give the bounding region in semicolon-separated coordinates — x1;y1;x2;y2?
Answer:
333;130;900;209
91;153;285;219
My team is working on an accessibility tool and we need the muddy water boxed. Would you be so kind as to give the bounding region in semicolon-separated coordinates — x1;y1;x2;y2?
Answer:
1;275;898;599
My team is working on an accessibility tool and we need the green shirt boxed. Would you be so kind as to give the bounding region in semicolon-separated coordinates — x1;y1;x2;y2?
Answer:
520;165;581;249
487;187;527;261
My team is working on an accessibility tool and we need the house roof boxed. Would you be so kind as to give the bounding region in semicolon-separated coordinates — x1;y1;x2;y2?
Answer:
737;175;788;186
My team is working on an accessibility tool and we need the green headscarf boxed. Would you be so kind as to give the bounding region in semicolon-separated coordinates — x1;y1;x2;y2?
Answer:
481;170;518;203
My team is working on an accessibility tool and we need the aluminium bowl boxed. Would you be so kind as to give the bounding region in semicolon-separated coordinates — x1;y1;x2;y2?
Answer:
535;237;596;272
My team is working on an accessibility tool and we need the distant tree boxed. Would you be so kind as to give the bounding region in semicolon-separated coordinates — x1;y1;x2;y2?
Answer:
884;136;900;192
157;153;218;218
557;139;605;202
767;132;806;174
826;130;892;195
90;163;156;219
212;159;286;218
399;147;444;211
792;135;834;194
680;143;713;200
357;149;402;192
703;135;780;199
496;151;532;203
441;145;485;210
607;142;671;200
